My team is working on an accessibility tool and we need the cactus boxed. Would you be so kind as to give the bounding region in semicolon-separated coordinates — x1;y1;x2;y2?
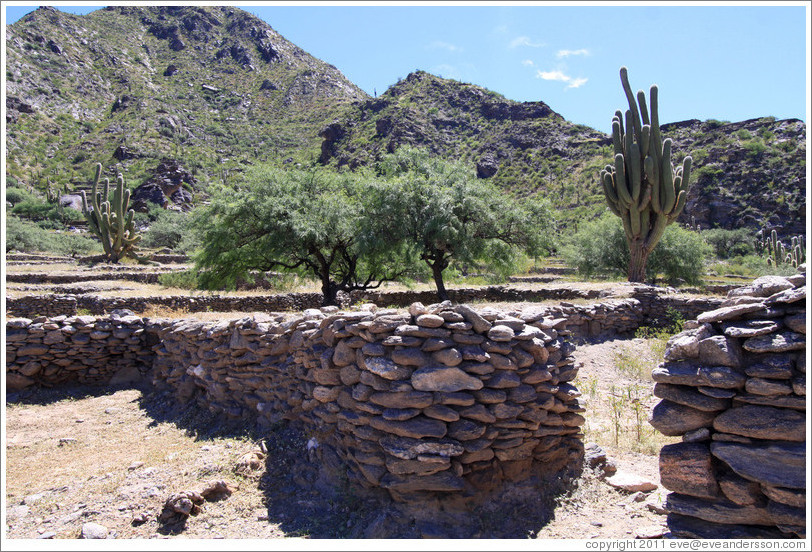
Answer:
81;163;142;263
601;67;693;282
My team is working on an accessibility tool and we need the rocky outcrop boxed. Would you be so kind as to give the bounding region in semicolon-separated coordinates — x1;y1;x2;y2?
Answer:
650;270;807;539
130;159;197;212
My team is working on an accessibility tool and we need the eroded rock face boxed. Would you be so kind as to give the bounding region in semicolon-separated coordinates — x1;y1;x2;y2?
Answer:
651;265;807;539
130;158;198;212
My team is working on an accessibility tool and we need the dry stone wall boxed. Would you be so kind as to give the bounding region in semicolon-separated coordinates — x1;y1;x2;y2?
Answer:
650;270;807;539
6;301;585;505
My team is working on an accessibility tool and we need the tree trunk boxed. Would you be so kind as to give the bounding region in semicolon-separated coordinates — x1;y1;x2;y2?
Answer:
431;260;450;302
320;275;338;307
628;240;649;283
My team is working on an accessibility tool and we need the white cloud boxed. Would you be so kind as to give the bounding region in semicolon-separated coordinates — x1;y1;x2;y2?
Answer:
556;48;590;58
536;69;588;89
510;36;545;48
521;59;535;67
536;70;570;82
567;77;588;89
428;41;462;53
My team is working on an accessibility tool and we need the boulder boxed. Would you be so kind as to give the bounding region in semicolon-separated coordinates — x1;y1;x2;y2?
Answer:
659;442;720;499
713;405;805;441
649;400;717;436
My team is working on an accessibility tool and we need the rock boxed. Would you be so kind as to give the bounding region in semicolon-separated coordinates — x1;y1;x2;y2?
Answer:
80;522;109;539
744;378;792;396
767;501;805;527
696;302;766;324
415;314;445;328
742;331;806;354
130;159;197;213
411;366;484;392
454;304;492;333
447;419;487;441
666;493;772;525
380;471;465;493
379;436;464;460
364;357;412;381
666;512;786;539
764;286;806;305
659;442;719;499
696;336;744;368
744;354;795;378
718;473;762;505
713;405;805;441
727;275;794;298
390;348;431;367
760;485;805;508
783;313;805;334
369;416;447;439
6;373;35;390
368;391;433;409
652;361;746;389
431;347;462;366
721;320;779;338
422;404;460;422
649;400;717;436
385;456;449;476
711;441;805;488
487;325;515;342
732;393;806;410
664;325;713;360
682;428;711;442
605;471;657;492
635;525;665;539
653;383;730;412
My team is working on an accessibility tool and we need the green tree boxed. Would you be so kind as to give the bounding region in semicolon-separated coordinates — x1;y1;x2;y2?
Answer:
370;147;554;301
600;67;693;282
193;166;408;306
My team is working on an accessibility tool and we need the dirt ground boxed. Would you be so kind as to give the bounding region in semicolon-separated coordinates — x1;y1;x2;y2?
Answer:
4;335;674;542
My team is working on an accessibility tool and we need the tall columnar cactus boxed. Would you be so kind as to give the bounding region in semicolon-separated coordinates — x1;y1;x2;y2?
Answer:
81;163;142;263
601;67;693;282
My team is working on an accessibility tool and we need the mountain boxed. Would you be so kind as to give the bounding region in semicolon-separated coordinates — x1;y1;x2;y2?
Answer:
5;6;806;239
318;71;807;237
6;5;367;192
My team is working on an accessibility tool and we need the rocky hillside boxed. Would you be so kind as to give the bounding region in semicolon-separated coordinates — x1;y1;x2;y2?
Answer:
319;71;806;238
6;5;366;191
6;6;806;238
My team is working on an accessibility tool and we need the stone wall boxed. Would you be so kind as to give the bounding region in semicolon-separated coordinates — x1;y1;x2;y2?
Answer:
650;271;807;539
6;301;585;504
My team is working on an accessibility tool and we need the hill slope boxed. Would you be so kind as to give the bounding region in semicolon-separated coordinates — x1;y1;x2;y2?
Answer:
6;5;367;190
318;71;806;237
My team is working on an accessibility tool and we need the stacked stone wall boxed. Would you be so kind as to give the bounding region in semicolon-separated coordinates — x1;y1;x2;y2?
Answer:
650;271;807;539
6;301;585;504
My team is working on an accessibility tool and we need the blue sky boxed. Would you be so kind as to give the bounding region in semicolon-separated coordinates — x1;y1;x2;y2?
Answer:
4;2;809;132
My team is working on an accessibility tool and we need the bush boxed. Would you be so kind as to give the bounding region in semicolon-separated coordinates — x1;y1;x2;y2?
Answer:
5;187;39;206
141;209;195;252
6;215;99;256
562;212;711;285
701;227;755;259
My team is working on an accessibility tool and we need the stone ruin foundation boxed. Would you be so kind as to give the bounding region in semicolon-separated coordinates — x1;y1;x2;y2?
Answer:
650;270;807;539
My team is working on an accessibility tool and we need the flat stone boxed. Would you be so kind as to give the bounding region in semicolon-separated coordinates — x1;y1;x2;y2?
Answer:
390;348;431;367
370;415;447;439
727;275;794;298
368;391;433;409
487;325;515;342
447;419;486;441
743;331;806;353
652;361;746;389
411;365;483;392
697;386;736;398
664;325;714;361
380;471;465;493
431;347;462;367
761;485;805;508
361;342;387;357
722;320;780;338
718;473;762;505
744;354;795;378
457;404;496;423
364;357;413;380
744;378;792;396
385;456;450;476
783;313;805;334
659;442;720;499
713;405;805;441
379;435;464;459
649;400;717;436
485;371;522;389
433;391;475;406
635;525;665;539
711;441;806;488
382;335;423;347
490;402;523;419
767;500;806;527
696;302;766;324
459;345;489;362
382;408;420;421
454;304;492;333
605;471;657;492
666;512;786;539
522;366;553;384
792;374;805;396
416;314;445;328
666;493;772;525
764;286;806;305
422;404;460;422
653;383;730;412
697;336;744;368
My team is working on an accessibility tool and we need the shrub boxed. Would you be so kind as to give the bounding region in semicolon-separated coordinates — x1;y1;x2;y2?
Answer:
5;187;39;206
141;209;194;252
6;215;99;256
562;212;710;285
701;227;755;259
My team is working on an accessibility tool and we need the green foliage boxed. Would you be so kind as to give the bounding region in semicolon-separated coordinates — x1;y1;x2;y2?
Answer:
5;187;39;206
369;147;555;300
700;227;755;259
6;215;99;256
600;67;693;282
562;212;710;285
194;165;410;305
141;209;197;253
11;198;83;227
